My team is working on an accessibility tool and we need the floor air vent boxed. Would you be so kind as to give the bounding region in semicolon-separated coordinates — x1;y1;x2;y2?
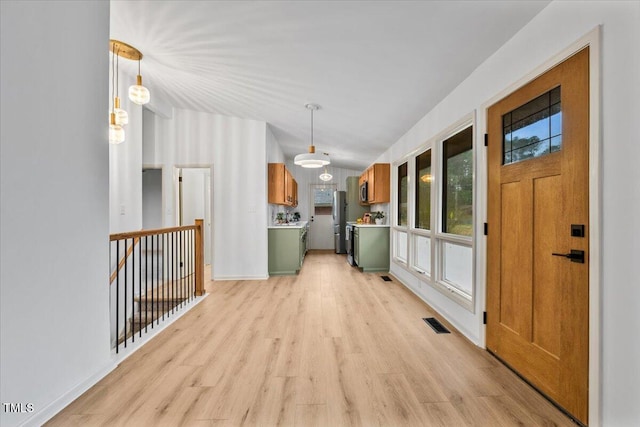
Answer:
423;317;450;334
381;275;392;282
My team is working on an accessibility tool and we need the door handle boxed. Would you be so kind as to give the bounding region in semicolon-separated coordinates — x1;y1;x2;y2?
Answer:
552;249;585;263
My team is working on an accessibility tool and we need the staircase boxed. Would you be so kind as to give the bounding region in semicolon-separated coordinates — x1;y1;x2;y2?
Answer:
118;280;190;344
110;221;205;352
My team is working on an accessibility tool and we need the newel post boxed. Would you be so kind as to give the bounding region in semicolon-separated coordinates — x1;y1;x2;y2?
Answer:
195;219;205;296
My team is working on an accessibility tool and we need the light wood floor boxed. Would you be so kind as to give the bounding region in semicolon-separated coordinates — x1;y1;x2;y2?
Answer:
48;252;574;426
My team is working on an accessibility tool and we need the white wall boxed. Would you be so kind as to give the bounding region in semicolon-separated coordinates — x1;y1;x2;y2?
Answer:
151;109;269;280
0;2;112;427
377;1;640;425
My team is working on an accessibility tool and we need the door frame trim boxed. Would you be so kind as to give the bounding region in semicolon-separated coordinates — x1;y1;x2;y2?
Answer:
479;26;601;426
173;164;215;279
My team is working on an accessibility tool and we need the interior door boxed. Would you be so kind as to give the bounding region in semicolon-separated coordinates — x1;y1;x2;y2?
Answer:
486;48;589;424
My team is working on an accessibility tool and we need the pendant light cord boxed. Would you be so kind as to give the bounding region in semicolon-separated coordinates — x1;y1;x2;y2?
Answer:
111;48;115;112
310;107;314;147
115;47;120;99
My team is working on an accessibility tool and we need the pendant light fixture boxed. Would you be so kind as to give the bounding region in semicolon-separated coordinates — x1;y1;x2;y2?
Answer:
113;49;128;126
294;103;330;168
109;43;125;144
129;57;150;105
108;40;149;144
319;166;333;182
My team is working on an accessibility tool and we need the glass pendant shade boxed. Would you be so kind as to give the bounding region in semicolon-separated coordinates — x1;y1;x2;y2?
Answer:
129;74;150;105
319;167;333;181
109;113;125;144
113;97;128;125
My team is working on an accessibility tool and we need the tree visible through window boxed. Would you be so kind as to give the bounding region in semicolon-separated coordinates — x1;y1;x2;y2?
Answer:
415;150;431;229
442;127;473;236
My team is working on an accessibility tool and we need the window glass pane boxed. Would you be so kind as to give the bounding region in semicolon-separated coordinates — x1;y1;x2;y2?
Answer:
397;162;408;226
395;230;407;263
503;86;562;165
442;126;473;236
442;242;472;297
414;235;431;276
415;150;431;230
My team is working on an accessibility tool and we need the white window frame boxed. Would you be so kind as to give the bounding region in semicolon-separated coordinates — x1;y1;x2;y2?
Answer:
392;114;476;312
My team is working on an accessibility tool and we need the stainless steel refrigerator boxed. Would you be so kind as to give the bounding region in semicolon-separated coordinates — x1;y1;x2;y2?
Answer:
333;191;347;254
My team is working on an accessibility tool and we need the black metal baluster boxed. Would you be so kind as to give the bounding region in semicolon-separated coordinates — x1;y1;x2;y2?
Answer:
188;230;192;301
180;229;184;308
162;234;169;320
124;238;128;348
138;237;142;338
172;231;175;314
161;232;165;321
145;236;148;333
192;229;195;300
115;240;119;353
151;236;156;329
131;238;135;344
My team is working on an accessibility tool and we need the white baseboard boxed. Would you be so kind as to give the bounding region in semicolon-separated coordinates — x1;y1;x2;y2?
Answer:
112;294;208;364
19;361;116;427
212;275;269;281
17;294;209;427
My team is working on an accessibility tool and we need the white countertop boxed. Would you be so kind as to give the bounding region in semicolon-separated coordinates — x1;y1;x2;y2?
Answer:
353;224;390;228
268;221;308;229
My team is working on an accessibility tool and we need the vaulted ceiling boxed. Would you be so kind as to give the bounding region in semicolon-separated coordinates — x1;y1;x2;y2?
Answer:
110;1;550;170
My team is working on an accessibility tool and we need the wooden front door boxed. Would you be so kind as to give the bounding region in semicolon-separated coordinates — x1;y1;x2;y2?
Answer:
486;47;589;424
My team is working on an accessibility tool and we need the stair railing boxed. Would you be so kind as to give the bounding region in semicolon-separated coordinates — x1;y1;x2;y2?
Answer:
109;219;204;353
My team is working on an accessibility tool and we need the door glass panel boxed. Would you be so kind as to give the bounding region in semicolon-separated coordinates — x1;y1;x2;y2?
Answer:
398;162;408;226
503;86;562;165
415;150;431;230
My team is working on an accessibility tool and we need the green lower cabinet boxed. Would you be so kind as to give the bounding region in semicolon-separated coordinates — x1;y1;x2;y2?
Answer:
268;227;307;275
354;226;390;272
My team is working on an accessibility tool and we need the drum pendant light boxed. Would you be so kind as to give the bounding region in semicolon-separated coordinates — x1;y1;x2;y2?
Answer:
294;104;330;168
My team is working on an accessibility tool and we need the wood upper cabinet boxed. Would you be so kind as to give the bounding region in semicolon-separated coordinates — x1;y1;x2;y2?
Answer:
359;163;390;204
269;163;298;207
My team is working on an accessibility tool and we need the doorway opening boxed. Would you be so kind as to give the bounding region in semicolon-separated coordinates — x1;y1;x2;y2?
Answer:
175;167;213;271
142;168;163;230
308;183;336;250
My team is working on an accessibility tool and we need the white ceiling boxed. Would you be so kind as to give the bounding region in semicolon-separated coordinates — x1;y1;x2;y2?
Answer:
110;1;550;170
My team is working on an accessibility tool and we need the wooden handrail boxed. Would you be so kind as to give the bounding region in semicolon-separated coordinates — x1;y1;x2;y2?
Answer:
110;224;198;241
109;237;140;284
109;221;204;294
